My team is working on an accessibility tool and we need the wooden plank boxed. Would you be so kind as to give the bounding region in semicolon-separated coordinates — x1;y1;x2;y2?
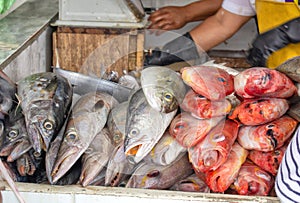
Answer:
52;27;145;78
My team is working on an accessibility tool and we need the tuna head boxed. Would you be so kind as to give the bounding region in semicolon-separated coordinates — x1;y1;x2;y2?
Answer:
26;100;60;154
141;66;187;113
17;72;73;154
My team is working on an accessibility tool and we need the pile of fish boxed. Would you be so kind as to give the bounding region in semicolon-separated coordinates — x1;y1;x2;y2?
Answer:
0;56;299;198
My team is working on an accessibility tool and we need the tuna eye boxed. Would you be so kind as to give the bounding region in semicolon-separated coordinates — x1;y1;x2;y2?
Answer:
66;132;77;140
8;130;18;139
44;121;53;130
164;93;173;102
129;129;139;137
147;170;160;178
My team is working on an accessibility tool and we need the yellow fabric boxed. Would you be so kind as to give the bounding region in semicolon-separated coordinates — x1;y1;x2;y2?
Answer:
255;0;300;68
256;0;300;34
266;42;300;68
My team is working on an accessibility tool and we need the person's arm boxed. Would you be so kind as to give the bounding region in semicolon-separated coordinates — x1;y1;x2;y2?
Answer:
147;0;223;31
190;7;252;52
144;7;252;66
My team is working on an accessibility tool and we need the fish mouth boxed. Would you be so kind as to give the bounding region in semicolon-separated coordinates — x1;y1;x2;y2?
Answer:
80;158;108;187
28;122;46;153
51;147;80;183
125;142;155;164
0;142;18;157
7;139;32;162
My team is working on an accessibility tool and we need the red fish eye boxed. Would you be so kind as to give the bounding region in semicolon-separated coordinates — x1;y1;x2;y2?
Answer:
174;123;186;133
147;170;160;178
217;77;226;83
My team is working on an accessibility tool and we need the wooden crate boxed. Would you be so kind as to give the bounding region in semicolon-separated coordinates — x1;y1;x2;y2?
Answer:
52;27;144;78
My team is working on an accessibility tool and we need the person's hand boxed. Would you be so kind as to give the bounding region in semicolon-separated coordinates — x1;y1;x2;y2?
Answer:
147;6;188;32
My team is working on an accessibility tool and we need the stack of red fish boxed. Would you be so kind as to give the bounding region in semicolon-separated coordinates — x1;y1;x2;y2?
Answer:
169;65;298;196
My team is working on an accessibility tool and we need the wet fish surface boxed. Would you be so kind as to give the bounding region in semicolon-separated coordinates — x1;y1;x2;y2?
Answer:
17;72;73;153
189;119;239;173
51;91;118;183
126;153;193;189
124;88;176;164
232;160;274;196
180;89;232;119
79;128;114;187
181;65;234;101
234;67;297;99
169;112;223;148
141;66;187;113
237;115;297;151
204;142;248;193
228;98;289;125
144;130;186;166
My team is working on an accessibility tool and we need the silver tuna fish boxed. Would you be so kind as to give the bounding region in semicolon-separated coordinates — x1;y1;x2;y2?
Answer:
105;143;137;187
51;91;118;183
125;153;193;189
79;127;114;187
124;88;177;164
144;130;186;166
141;66;187;113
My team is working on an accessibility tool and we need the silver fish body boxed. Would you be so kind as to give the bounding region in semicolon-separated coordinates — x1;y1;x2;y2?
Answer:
124;89;177;164
45;93;81;184
125;153;193;189
51;92;118;183
17;72;73;153
0;106;31;161
144;130;186;166
170;173;210;193
105;143;137;187
107;101;128;147
141;66;186;113
79;128;114;187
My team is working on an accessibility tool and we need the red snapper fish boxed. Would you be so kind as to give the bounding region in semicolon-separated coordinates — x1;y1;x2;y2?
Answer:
180;89;232;119
228;98;289;125
231;160;274;196
234;67;297;99
248;142;289;176
169;112;223;148
188;119;239;173
180;65;234;101
204;142;248;193
237;115;297;151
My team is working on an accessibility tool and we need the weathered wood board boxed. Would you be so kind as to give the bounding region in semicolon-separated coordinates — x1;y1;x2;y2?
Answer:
52;27;144;79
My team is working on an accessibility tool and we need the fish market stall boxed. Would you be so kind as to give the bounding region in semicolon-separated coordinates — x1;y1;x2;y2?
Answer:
1;0;298;203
